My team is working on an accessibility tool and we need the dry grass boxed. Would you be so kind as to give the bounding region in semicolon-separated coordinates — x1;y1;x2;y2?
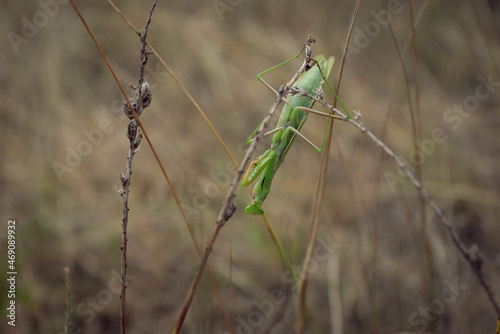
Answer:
1;0;499;333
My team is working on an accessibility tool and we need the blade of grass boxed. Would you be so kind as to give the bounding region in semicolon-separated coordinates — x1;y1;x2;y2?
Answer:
381;0;436;317
295;2;361;333
408;0;437;318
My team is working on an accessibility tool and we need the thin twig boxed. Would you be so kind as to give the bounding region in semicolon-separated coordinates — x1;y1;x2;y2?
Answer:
172;36;318;334
295;3;361;332
118;2;156;333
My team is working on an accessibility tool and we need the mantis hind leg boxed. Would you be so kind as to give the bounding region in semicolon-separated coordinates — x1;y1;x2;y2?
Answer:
257;47;306;99
245;49;309;145
246;124;283;144
308;56;352;119
288;106;347;153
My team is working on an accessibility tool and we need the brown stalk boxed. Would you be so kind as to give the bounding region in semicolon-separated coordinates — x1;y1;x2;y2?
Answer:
407;0;436;316
294;2;361;333
116;2;157;333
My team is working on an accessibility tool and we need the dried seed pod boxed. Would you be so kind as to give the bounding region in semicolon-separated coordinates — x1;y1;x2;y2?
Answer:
126;120;138;139
119;173;128;186
140;82;152;108
123;99;137;120
133;131;143;149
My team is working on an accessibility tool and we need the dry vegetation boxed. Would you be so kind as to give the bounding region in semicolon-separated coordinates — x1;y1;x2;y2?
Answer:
1;0;499;333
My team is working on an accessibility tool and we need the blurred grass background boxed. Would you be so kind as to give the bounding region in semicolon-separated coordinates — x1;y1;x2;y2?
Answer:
1;0;499;333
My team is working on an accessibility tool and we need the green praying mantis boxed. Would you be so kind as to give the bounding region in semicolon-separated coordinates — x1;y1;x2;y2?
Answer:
241;42;350;215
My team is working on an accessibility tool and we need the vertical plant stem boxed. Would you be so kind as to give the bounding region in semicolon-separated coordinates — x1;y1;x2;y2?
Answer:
120;143;134;334
118;3;157;333
295;3;360;333
408;0;436;314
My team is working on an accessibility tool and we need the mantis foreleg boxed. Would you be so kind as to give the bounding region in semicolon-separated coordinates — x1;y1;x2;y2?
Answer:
241;149;278;215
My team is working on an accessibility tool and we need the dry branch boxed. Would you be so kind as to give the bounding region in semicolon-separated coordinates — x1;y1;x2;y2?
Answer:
117;2;156;333
297;88;499;314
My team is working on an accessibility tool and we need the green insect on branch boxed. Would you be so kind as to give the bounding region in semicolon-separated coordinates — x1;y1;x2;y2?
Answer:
239;33;498;322
241;52;350;215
